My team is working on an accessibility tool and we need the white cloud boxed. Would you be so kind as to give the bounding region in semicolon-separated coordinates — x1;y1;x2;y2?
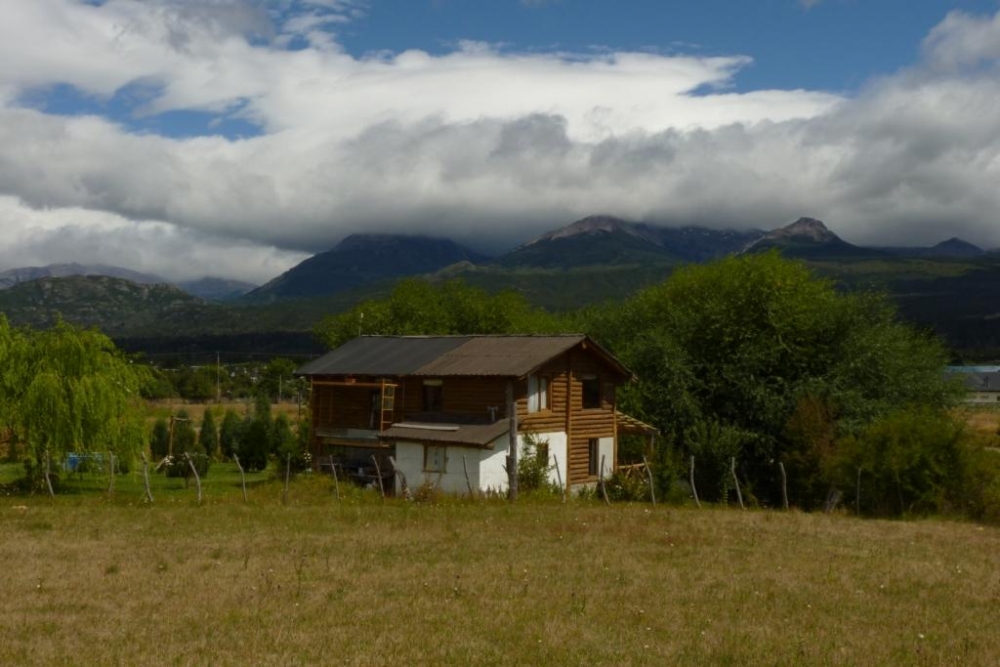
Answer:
0;196;309;284
0;1;1000;280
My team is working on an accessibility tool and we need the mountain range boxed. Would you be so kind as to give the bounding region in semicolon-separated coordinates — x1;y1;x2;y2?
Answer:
1;215;998;359
0;263;257;301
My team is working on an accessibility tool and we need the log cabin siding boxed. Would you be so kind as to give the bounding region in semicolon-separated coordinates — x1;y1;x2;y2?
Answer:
312;382;384;430
400;376;509;418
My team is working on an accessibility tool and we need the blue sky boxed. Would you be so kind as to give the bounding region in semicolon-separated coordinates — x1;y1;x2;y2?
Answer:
345;0;985;92
0;0;999;282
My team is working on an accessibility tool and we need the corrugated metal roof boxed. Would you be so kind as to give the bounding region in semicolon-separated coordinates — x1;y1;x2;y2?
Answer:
295;336;469;376
417;335;586;376
296;334;623;378
381;419;510;447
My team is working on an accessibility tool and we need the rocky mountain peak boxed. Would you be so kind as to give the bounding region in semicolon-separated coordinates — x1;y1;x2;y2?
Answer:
768;217;841;243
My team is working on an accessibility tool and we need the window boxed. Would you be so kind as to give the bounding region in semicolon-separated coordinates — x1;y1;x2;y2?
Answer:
588;438;600;477
424;445;447;473
527;375;550;413
582;375;601;409
422;379;443;412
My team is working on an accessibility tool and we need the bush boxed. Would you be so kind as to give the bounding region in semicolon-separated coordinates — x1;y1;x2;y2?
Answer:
150;418;170;459
830;407;965;516
518;433;552;492
219;409;242;460
604;468;651;502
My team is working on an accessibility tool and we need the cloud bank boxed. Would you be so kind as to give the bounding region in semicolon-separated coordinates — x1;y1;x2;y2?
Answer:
1;1;999;282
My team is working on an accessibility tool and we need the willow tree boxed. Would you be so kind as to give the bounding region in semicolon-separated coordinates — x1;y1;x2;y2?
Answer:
0;318;150;490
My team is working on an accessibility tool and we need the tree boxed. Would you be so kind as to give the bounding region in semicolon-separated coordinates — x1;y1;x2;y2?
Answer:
0;318;150;491
199;409;219;459
314;278;560;349
588;252;960;508
219;409;243;460
237;393;273;472
150;418;170;459
259;358;297;402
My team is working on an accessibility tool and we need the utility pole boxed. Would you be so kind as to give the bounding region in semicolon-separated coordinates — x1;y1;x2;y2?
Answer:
216;351;221;403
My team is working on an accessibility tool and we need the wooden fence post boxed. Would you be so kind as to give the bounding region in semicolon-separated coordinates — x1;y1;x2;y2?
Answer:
107;451;115;497
390;456;408;499
599;455;610;505
856;467;862;515
331;459;341;502
462;455;475;499
641;454;656;506
44;450;55;498
184;453;202;504
506;381;519;502
371;455;386;500
689;455;701;508
283;454;291;505
140;452;154;503
551;453;565;500
233;454;248;503
731;457;745;510
778;461;789;510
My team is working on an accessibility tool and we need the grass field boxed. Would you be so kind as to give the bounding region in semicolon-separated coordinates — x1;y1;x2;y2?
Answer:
2;467;999;666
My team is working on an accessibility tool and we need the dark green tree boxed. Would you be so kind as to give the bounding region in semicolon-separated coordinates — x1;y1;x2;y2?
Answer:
237;394;273;472
314;278;560;349
219;409;243;460
589;252;961;508
199;409;219;460
150;418;170;459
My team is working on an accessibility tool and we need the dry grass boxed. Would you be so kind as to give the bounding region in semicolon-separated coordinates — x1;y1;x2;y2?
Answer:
959;407;1000;445
1;481;999;666
146;400;304;423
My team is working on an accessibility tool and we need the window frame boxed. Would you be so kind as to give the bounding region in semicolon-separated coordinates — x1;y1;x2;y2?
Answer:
423;444;447;473
422;379;443;412
581;375;601;410
587;438;600;477
527;374;550;413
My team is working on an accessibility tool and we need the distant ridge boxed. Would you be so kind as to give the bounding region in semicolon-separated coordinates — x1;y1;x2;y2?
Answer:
242;234;488;303
502;215;764;268
743;217;883;259
0;263;165;290
881;237;986;259
177;277;257;302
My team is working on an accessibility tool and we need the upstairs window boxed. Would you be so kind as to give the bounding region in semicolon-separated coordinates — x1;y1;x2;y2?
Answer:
527;375;550;413
582;375;601;409
423;379;443;412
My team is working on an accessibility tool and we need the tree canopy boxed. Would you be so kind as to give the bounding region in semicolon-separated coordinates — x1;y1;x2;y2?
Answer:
314;279;561;348
0;317;150;488
587;252;961;508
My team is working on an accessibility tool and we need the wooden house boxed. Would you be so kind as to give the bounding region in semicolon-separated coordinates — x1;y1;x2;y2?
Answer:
295;334;648;494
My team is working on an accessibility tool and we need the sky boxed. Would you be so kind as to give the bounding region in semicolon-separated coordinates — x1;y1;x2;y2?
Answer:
2;0;1000;284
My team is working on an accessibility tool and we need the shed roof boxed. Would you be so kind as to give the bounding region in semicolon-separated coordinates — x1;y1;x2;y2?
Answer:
296;334;632;379
381;419;510;448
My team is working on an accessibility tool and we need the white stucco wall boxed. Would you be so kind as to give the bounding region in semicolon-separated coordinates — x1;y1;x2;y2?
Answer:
394;435;510;495
598;437;614;479
391;430;572;495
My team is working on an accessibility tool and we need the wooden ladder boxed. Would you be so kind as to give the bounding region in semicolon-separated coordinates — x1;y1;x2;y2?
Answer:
379;379;396;432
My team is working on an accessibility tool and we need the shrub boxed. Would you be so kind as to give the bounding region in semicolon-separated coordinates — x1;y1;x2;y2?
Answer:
150;418;170;459
830;407;965;516
518;433;552;492
219;409;242;460
604;468;651;502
